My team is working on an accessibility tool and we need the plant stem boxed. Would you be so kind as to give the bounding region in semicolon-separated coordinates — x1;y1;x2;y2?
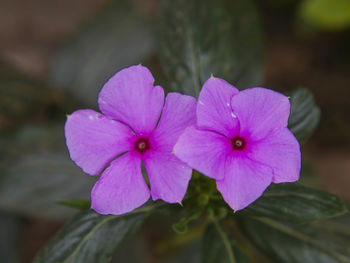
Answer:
213;217;236;263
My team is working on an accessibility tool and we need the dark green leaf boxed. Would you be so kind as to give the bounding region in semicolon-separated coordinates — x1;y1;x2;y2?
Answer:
288;88;321;143
34;206;152;263
50;0;154;107
56;200;91;210
201;223;251;263
0;124;94;219
241;184;347;223
157;0;263;96
240;217;350;263
110;230;150;263
166;240;201;263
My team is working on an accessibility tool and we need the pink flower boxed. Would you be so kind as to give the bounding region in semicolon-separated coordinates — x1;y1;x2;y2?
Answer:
65;65;196;215
174;77;301;211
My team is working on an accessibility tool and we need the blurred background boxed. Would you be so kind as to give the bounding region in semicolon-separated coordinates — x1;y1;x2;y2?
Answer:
0;0;349;262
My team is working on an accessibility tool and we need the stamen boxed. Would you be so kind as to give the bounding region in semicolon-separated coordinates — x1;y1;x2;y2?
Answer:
231;136;246;150
134;137;150;154
139;142;146;149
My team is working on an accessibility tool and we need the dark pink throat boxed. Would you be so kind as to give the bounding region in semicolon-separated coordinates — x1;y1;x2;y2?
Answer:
231;136;246;151
134;137;150;154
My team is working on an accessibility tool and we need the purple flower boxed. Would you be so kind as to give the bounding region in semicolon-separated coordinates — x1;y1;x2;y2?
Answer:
65;65;196;215
174;77;301;211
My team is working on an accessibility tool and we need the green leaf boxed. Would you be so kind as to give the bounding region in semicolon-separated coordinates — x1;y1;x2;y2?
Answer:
288;88;321;143
165;240;201;263
50;0;154;107
157;0;263;97
299;0;350;31
0;124;94;219
241;184;347;223
201;223;251;263
34;206;152;263
56;200;91;210
240;217;350;263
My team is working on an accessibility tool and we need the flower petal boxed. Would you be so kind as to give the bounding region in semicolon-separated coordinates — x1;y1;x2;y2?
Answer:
231;87;290;140
248;128;301;183
174;126;232;180
150;92;196;152
65;109;134;176
197;77;240;137
98;65;164;135
216;156;273;211
143;150;192;203
91;153;150;215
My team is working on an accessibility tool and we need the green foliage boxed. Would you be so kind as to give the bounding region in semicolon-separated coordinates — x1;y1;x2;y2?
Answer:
288;88;321;143
50;0;154;107
0;125;94;219
240;217;350;263
33;206;152;263
241;183;347;223
56;200;91;210
165;241;201;263
156;0;264;96
299;0;350;30
1;0;348;262
201;223;251;263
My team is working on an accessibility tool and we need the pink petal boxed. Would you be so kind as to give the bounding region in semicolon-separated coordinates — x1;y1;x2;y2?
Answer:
197;77;240;137
91;153;150;215
98;65;164;135
143;150;192;203
231;88;290;140
65;109;134;176
248;128;301;183
216;156;273;211
150;92;196;152
174;126;232;180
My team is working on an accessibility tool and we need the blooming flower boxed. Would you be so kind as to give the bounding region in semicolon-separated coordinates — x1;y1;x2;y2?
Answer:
65;65;196;215
174;77;301;211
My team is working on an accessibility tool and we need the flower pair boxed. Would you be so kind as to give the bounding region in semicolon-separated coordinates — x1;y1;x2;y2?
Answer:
65;65;301;215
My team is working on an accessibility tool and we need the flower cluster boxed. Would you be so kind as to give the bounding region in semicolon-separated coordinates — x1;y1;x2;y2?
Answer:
65;65;301;215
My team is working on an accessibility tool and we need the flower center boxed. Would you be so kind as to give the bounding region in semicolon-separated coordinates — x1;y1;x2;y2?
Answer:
134;137;150;154
231;136;246;150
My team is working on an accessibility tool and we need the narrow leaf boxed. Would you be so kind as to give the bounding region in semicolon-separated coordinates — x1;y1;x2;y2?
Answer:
288;88;321;143
241;184;347;223
240;217;350;263
34;206;152;263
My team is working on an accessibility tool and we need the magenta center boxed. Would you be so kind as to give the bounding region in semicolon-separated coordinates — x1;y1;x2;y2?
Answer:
134;137;150;154
231;136;246;150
